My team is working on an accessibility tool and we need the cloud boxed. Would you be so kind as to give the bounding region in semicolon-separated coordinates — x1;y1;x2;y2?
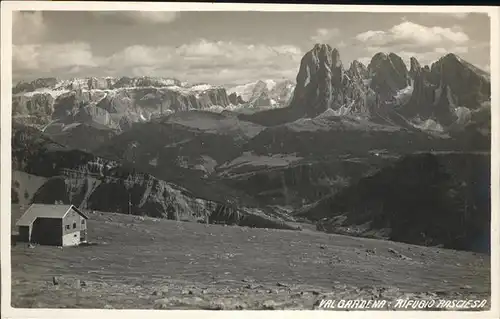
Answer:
355;44;471;69
366;45;468;56
310;28;340;44
398;51;447;67
104;39;303;73
470;42;490;50
422;13;470;20
91;11;179;24
13;42;98;73
358;47;470;69
352;21;474;68
434;47;468;54
106;45;173;67
337;41;347;48
449;13;470;19
110;40;303;84
174;39;301;65
355;21;469;48
13;11;46;44
12;39;303;85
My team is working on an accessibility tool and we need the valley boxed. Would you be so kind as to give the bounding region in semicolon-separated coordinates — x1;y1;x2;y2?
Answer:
9;40;492;310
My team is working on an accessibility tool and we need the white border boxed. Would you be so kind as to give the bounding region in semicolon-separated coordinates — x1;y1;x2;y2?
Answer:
1;2;499;319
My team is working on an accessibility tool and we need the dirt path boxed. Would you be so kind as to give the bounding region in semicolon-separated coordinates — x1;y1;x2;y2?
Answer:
11;211;490;309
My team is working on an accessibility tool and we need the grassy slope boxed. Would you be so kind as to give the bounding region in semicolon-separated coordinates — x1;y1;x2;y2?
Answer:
298;153;490;251
11;171;47;205
11;208;490;309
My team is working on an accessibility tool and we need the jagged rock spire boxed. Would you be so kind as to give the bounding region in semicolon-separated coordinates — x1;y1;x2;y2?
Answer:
367;52;409;101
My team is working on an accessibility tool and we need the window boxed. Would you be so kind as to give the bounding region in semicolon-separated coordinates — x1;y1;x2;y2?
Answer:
73;222;76;229
81;220;85;225
65;225;70;230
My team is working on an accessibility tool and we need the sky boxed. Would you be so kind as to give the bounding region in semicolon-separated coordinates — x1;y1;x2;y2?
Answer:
12;11;491;86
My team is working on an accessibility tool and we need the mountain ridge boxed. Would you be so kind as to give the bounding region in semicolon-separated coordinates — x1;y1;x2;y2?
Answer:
238;45;490;133
11;43;491;252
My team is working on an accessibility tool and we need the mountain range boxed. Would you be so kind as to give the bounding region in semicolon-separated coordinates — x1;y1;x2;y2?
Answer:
11;43;491;252
12;76;295;132
240;44;490;129
13;44;490;136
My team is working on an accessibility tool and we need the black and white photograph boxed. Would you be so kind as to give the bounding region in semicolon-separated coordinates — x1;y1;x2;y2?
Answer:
1;2;498;315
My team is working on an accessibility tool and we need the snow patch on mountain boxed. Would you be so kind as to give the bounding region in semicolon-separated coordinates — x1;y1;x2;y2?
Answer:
61;122;82;132
227;79;294;104
411;118;444;132
454;107;472;126
17;88;70;99
55;78;88;90
227;83;257;101
264;80;277;91
393;84;414;105
188;84;213;91
16;84;224;103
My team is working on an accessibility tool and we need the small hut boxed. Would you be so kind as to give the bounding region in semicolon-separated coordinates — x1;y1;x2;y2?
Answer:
15;204;89;247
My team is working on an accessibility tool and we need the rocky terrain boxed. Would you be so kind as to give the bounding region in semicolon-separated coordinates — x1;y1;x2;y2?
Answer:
12;77;232;134
11;122;297;229
12;77;296;134
238;44;490;133
227;79;296;109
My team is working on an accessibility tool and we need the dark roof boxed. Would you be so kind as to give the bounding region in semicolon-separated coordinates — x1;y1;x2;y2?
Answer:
16;204;88;227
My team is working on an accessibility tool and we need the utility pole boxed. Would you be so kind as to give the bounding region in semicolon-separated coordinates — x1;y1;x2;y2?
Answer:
128;191;132;215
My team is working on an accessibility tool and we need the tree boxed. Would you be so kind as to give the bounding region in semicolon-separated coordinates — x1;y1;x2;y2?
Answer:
12;189;19;204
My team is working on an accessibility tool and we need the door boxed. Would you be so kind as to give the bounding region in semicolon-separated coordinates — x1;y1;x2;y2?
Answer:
80;229;87;242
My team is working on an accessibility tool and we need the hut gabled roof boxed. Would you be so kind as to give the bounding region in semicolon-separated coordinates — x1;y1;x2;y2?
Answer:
15;204;88;227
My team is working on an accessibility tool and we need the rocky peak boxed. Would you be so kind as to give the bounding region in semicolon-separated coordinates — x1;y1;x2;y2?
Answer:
430;53;490;109
310;44;342;69
347;60;369;81
403;62;437;121
248;90;273;108
13;77;59;94
228;92;245;105
409;57;422;79
289;44;346;116
272;79;296;105
13;75;232;131
367;52;409;101
287;44;376;118
88;77;115;90
251;80;269;96
401;52;490;127
368;53;389;69
442;53;460;62
14;76;185;95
